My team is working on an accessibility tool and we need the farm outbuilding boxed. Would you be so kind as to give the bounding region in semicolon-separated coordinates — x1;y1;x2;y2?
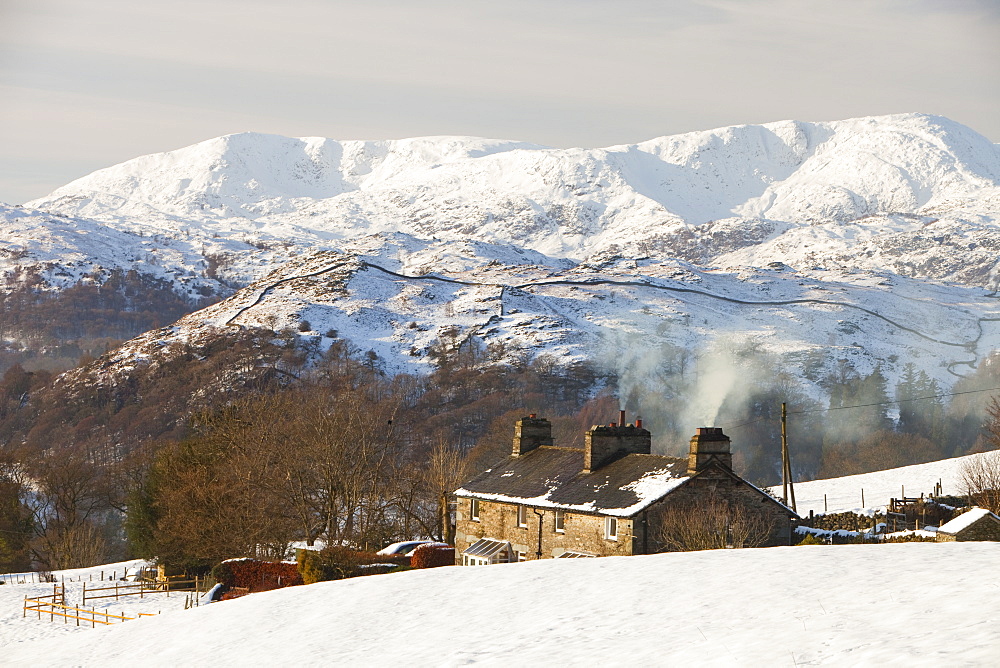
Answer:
935;507;1000;542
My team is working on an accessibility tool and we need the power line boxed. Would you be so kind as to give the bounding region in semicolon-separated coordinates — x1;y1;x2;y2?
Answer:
790;385;1000;416
725;385;1000;430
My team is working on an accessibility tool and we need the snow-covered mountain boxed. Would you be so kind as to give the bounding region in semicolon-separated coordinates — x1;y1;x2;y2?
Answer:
22;113;1000;278
4;113;1000;416
64;234;1000;431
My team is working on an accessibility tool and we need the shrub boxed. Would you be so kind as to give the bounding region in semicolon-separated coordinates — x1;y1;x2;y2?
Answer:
296;546;377;583
297;546;411;583
211;560;235;586
211;558;302;594
797;533;824;546
411;543;454;568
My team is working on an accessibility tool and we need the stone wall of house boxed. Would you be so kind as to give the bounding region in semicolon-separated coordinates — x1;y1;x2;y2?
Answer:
646;466;795;548
936;516;1000;542
455;498;635;563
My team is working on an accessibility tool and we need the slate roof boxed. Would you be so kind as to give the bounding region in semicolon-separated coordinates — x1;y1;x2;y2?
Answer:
455;446;690;517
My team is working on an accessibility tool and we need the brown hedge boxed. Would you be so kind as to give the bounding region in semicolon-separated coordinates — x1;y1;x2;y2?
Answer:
410;544;454;569
212;558;303;594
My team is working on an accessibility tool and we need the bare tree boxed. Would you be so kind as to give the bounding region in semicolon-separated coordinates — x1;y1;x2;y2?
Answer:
424;439;470;544
960;450;1000;513
986;397;1000;451
26;451;116;569
653;494;775;552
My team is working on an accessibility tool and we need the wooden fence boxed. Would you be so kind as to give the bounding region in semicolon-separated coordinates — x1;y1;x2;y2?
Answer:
1;568;135;586
82;576;209;604
23;592;158;627
0;572;57;585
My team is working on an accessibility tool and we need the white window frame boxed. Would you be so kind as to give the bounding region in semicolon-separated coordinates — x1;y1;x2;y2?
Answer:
470;498;480;522
605;516;618;541
516;551;527;562
554;510;565;533
517;505;528;528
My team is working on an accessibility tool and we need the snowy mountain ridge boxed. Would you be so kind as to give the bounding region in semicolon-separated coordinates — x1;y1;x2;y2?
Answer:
24;113;1000;264
3;113;1000;421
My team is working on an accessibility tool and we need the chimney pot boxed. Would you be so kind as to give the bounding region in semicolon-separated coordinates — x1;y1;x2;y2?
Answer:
619;409;626;429
636;416;643;429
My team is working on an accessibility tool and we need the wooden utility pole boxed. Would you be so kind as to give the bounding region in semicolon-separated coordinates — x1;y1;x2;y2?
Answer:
781;402;797;513
781;402;788;505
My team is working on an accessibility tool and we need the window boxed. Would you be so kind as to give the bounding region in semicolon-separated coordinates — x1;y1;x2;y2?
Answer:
554;510;565;533
605;517;618;541
470;498;480;522
517;505;528;528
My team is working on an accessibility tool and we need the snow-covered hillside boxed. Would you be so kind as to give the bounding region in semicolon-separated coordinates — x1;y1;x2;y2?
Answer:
778;451;994;516
58;233;1000;431
4;113;1000;415
6;543;998;666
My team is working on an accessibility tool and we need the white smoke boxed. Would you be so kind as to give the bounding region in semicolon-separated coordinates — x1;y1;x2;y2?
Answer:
599;327;773;449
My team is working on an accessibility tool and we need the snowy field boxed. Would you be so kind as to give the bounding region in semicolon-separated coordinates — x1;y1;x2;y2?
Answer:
5;542;999;666
773;451;992;516
0;560;194;651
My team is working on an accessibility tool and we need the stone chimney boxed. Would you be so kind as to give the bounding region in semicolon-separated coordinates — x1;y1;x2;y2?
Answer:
512;415;552;456
687;427;732;474
583;418;651;473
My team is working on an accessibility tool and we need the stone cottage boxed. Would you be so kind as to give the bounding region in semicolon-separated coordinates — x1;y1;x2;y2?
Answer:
454;414;797;564
935;507;1000;542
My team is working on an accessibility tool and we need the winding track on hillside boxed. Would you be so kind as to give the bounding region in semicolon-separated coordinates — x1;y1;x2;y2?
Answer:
224;258;1000;377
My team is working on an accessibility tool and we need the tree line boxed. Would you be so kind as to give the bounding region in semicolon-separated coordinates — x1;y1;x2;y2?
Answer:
0;267;218;375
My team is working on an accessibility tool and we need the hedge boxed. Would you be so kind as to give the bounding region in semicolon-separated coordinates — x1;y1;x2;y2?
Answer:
411;543;454;569
211;558;302;597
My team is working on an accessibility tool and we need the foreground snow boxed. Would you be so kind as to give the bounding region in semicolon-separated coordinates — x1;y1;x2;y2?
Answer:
6;543;999;666
780;451;992;516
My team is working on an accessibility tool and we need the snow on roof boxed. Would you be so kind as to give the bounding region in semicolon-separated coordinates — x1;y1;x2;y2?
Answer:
455;447;690;517
937;507;1000;535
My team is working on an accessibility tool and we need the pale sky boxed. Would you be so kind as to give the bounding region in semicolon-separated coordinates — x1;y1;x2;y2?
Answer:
1;0;997;204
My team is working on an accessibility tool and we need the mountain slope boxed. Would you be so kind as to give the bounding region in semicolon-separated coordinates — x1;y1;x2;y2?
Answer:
5;113;1000;425
62;236;1000;434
